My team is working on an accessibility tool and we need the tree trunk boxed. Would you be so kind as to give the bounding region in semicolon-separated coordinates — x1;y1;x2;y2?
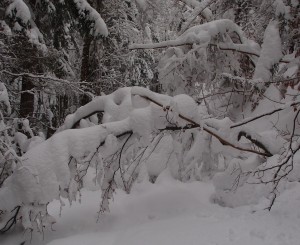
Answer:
80;0;105;105
80;34;92;105
20;76;35;118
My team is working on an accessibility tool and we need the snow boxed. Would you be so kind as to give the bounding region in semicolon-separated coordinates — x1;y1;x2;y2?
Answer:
253;21;283;86
5;0;31;25
0;21;12;35
0;118;132;216
26;25;47;52
129;106;154;146
2;178;300;245
291;0;299;7
274;0;291;18
180;0;212;20
169;94;199;124
259;130;287;155
145;135;174;177
5;0;48;50
2;87;177;221
242;85;300;135
14;132;45;153
1;0;300;242
22;119;34;138
135;0;147;11
2;87;300;244
73;0;108;37
181;19;245;43
60;87;132;131
0;82;11;115
14;132;28;153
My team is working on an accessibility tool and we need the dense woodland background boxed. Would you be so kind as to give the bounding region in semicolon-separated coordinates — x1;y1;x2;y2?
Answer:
0;0;300;243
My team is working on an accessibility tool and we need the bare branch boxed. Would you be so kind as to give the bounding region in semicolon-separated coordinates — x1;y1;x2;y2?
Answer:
1;70;89;95
0;206;21;233
230;100;300;129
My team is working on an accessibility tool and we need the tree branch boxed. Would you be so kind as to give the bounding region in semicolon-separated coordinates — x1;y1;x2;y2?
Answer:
129;40;289;64
238;131;272;157
1;70;90;95
0;206;21;233
230;100;300;129
134;93;272;157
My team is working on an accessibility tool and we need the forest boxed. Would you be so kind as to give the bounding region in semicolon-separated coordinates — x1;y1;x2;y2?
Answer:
0;0;300;244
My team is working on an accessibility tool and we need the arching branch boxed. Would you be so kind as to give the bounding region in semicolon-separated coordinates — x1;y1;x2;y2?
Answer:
133;92;272;157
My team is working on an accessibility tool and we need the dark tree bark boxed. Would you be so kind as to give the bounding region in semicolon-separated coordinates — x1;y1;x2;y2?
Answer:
80;35;92;84
20;76;35;118
80;34;93;105
80;0;104;105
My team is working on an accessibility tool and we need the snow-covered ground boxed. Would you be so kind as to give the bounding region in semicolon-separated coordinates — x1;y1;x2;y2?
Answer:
2;172;300;245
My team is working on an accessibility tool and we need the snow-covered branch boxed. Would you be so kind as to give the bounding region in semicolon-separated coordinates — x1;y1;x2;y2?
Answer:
0;118;133;232
129;41;262;62
132;87;272;157
129;19;291;65
129;19;247;50
59;88;133;131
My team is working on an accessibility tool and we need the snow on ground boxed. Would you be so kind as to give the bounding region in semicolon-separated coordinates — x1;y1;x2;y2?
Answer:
2;173;300;245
